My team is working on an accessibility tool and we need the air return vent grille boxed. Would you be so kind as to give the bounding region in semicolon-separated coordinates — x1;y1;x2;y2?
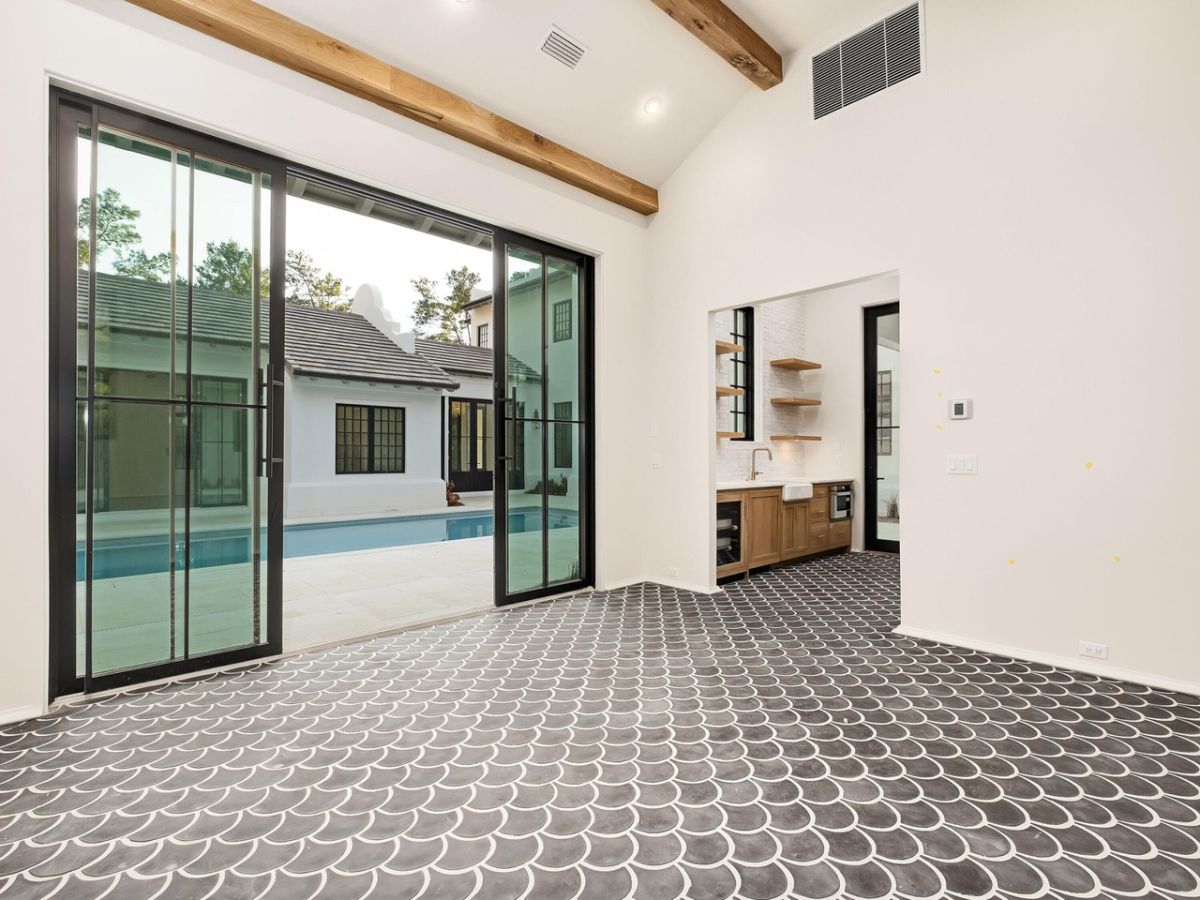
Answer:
541;27;587;69
813;3;921;119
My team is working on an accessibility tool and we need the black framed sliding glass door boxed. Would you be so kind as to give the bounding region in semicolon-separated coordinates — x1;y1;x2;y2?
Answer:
864;302;900;553
493;232;593;605
50;91;285;697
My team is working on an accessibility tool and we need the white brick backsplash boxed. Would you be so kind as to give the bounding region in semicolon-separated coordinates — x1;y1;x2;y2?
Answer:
713;297;812;482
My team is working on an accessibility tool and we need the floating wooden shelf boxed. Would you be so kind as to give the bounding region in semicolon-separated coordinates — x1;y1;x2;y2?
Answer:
716;386;745;398
715;340;744;354
770;397;821;406
716;431;746;439
770;357;821;371
770;434;822;442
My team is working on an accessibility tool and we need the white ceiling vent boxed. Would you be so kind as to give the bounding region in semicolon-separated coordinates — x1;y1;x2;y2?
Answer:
541;26;587;70
813;3;922;119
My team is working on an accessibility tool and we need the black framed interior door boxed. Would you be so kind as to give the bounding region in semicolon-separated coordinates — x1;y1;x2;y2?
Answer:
864;302;900;553
49;90;286;698
493;230;594;605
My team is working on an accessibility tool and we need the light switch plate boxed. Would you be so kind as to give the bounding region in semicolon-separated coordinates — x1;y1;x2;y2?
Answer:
946;454;978;474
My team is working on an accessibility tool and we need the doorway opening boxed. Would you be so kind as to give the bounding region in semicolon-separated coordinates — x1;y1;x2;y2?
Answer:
864;302;900;553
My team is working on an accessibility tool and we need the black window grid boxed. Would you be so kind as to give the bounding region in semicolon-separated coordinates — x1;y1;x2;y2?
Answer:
553;299;572;342
731;307;754;440
336;403;405;474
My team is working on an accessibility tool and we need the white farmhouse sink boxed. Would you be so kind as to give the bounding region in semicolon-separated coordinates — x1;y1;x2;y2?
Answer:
782;481;814;502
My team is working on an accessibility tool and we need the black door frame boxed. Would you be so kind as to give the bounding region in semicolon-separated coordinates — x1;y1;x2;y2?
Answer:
448;397;494;493
863;301;900;554
50;91;597;697
49;89;287;699
493;229;595;607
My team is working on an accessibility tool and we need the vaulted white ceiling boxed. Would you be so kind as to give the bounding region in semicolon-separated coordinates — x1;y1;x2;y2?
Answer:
255;0;888;187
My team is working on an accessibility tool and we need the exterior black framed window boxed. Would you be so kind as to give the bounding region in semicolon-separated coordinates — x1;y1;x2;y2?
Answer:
336;403;404;474
553;402;573;468
731;307;754;440
553;299;572;342
477;323;489;348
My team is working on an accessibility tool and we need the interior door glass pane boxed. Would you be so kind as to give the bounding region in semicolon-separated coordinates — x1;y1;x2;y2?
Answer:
92;129;180;401
76;126;92;398
546;257;581;416
547;421;582;586
505;246;546;593
89;400;183;675
188;404;264;657
75;401;87;678
875;312;900;543
191;156;261;396
506;247;544;391
507;415;544;594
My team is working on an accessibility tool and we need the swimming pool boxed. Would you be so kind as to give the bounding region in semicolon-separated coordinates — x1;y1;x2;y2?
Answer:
78;508;577;580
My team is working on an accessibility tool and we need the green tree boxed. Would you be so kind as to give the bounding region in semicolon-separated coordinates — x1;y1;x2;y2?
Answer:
285;250;350;311
194;240;349;310
77;187;142;267
195;239;257;297
411;266;481;343
113;248;173;282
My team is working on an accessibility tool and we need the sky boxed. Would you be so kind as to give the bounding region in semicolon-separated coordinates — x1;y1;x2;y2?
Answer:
83;129;493;330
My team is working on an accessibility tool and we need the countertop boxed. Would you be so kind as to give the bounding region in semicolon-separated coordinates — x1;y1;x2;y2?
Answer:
717;476;855;492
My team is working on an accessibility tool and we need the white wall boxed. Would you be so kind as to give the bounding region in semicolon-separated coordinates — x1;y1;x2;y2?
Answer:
647;0;1200;692
0;0;652;722
800;275;901;551
284;376;445;520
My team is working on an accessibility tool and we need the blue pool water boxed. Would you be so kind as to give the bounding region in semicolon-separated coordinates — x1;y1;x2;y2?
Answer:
78;508;577;580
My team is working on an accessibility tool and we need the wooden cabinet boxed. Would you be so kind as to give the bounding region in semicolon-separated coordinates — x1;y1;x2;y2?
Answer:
745;490;782;568
781;501;809;558
809;522;829;551
829;519;852;548
717;481;852;580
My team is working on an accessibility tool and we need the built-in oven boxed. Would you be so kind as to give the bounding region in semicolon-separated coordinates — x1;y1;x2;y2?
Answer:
831;484;854;520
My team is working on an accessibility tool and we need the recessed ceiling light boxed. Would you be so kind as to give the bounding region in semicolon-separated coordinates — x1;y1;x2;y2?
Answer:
643;96;663;116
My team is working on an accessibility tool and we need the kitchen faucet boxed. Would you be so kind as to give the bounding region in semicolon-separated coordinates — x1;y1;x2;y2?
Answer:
750;447;773;481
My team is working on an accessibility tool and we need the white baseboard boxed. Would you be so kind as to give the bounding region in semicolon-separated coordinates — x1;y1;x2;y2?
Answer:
597;575;720;596
0;705;46;728
892;625;1200;698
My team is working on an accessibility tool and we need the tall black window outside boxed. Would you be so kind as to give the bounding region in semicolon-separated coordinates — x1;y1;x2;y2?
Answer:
336;404;405;474
553;299;573;342
731;307;754;440
477;323;489;348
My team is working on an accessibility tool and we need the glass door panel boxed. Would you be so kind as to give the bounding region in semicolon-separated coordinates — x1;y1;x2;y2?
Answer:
88;400;186;675
864;303;900;553
58;93;283;695
496;238;589;603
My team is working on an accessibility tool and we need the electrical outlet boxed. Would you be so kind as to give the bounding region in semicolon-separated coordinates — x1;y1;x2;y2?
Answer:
666;566;679;578
1079;641;1108;661
650;454;662;470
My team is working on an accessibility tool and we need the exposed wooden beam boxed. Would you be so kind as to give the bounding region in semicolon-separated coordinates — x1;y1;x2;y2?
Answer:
649;0;783;90
125;0;660;214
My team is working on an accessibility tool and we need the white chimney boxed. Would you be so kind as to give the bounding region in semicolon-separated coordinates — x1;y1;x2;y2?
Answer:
352;283;415;352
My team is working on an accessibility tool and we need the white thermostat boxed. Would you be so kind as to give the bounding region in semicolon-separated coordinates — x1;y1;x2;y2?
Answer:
948;399;973;420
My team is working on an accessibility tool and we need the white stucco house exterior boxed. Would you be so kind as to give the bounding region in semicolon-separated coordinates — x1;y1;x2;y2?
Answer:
282;285;548;521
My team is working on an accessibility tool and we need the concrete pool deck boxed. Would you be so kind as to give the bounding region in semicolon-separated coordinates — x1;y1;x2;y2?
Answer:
76;501;582;674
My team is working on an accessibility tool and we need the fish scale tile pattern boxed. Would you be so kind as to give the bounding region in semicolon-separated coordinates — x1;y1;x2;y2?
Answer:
1;552;1199;899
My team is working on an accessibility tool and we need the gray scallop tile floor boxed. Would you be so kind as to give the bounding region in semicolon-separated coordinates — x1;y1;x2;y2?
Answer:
2;552;1199;899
